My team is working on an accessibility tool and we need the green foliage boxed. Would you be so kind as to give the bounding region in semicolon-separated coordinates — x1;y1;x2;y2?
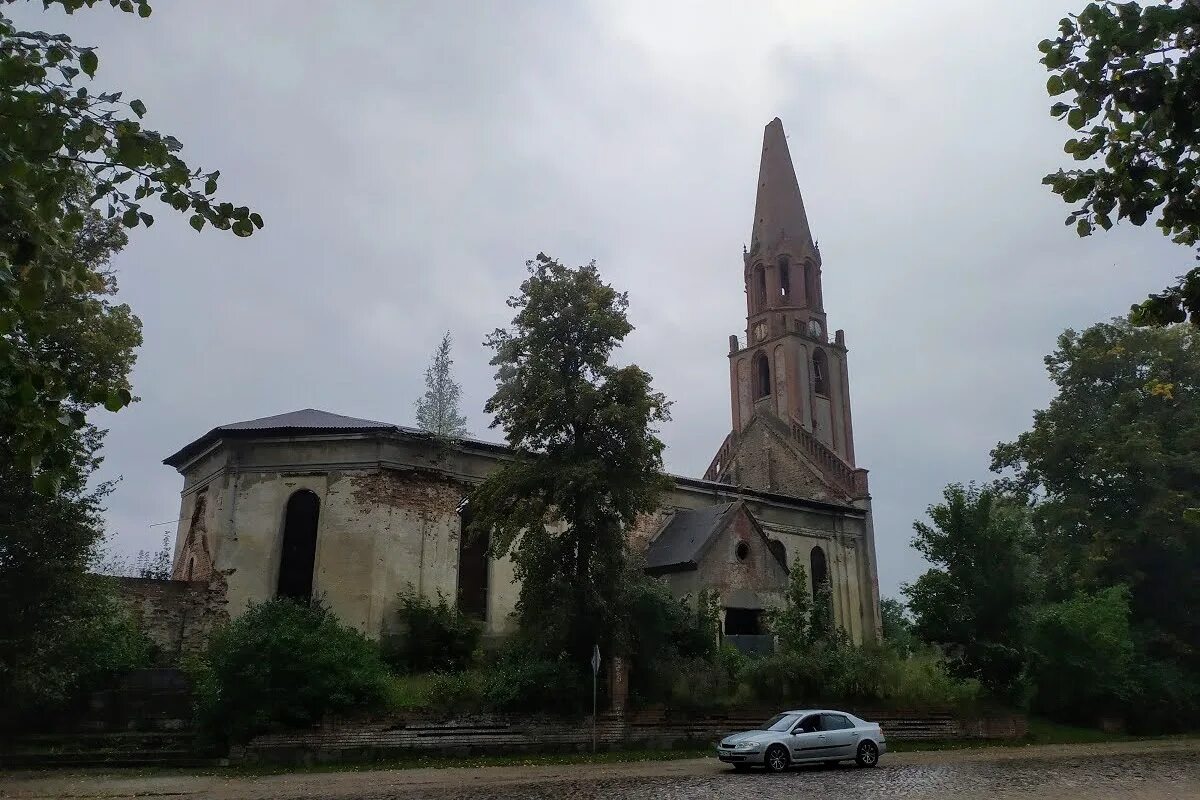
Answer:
1038;1;1200;325
0;420;152;727
381;589;480;674
0;0;259;476
903;483;1036;701
470;253;672;664
992;321;1200;678
622;575;720;704
738;643;979;712
880;597;916;656
1025;586;1136;722
766;558;813;650
191;599;391;744
414;331;468;439
133;533;172;579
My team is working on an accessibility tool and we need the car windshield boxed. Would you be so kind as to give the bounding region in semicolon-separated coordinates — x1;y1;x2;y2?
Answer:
759;713;800;732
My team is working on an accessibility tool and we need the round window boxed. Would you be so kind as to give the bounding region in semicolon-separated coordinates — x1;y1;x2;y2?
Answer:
735;541;750;561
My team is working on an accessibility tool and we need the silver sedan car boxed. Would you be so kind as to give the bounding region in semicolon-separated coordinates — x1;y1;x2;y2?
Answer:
716;709;887;772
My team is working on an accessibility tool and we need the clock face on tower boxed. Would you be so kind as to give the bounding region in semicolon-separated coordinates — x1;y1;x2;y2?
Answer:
753;322;768;342
807;319;822;339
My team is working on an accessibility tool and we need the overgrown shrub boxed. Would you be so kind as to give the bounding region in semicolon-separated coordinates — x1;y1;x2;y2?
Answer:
623;576;720;704
382;589;480;673
480;647;588;714
1025;586;1136;723
3;578;151;728
191;598;390;743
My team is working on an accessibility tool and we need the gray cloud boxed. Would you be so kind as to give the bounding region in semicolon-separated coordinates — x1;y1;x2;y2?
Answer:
14;0;1192;597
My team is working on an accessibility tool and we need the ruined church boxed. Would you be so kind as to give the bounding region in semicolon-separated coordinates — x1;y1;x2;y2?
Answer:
163;118;882;646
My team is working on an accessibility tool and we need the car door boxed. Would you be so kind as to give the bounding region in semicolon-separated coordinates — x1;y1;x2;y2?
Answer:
788;714;833;762
819;713;859;759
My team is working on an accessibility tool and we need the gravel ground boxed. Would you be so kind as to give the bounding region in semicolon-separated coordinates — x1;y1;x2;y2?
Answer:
3;740;1200;800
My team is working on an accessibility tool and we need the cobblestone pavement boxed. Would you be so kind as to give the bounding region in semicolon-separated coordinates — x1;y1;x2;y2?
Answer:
3;740;1200;800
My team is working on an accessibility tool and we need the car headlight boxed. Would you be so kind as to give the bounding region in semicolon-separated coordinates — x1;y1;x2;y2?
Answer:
735;741;756;750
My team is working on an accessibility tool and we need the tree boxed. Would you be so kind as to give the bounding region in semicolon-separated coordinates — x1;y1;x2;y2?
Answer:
1;0;261;480
414;331;468;439
1025;586;1136;723
902;483;1036;699
880;597;916;656
468;253;672;665
133;533;172;580
992;320;1200;677
0;187;147;721
767;557;813;651
0;425;151;726
1039;1;1200;326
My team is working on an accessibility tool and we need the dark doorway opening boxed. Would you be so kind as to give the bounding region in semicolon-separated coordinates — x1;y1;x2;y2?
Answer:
457;507;489;620
277;490;320;602
724;607;762;636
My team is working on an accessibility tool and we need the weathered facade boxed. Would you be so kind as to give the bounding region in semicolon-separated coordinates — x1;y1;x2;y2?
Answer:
163;117;882;645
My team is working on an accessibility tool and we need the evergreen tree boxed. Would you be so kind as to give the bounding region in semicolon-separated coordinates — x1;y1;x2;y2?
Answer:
414;331;468;439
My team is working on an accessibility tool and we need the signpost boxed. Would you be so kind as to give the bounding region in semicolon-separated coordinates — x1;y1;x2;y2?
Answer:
591;644;601;752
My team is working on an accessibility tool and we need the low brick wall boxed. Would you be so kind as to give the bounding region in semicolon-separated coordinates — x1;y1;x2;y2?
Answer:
113;575;228;661
240;709;1028;765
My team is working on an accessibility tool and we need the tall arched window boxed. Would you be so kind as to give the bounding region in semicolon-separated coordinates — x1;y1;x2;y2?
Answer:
277;490;320;602
754;351;771;399
457;504;489;620
812;348;829;396
805;260;820;309
810;545;829;601
778;256;791;298
754;266;767;311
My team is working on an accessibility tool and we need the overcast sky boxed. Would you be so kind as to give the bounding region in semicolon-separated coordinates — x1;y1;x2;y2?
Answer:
15;1;1190;598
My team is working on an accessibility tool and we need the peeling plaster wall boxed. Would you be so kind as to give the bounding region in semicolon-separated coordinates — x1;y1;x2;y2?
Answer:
169;431;873;645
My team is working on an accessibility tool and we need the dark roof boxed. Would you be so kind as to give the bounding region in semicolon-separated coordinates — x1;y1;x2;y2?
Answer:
644;503;738;574
164;409;407;467
218;409;398;432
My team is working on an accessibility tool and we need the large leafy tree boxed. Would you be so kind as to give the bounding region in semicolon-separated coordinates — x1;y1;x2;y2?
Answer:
1039;1;1200;326
414;330;468;439
469;253;672;665
0;181;149;723
1;0;260;480
992;320;1200;673
902;483;1036;699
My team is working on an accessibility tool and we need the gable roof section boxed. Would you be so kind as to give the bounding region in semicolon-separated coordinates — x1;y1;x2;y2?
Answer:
644;503;738;574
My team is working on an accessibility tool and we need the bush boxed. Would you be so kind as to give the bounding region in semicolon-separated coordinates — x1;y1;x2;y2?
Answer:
191;598;390;743
3;579;151;727
1026;587;1135;723
481;647;588;714
382;589;480;674
737;640;978;711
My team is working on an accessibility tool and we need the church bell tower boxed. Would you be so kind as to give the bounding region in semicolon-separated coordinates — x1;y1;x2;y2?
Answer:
727;118;857;467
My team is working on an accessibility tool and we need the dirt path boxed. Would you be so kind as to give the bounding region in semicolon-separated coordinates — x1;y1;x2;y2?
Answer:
2;739;1199;800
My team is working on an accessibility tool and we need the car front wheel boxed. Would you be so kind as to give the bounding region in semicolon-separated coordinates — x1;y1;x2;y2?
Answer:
765;744;789;773
856;740;879;767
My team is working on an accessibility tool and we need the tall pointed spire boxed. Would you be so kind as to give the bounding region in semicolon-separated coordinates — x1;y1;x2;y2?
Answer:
749;118;817;258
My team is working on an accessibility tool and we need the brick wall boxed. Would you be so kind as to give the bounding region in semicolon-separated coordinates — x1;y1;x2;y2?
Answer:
112;575;229;661
239;708;1028;765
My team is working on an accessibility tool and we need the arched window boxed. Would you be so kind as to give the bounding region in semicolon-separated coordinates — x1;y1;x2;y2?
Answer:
754;351;771;399
277;490;320;602
812;348;829;396
457;504;489;620
805;260;820;309
754;266;767;311
778;256;791;298
810;545;829;601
